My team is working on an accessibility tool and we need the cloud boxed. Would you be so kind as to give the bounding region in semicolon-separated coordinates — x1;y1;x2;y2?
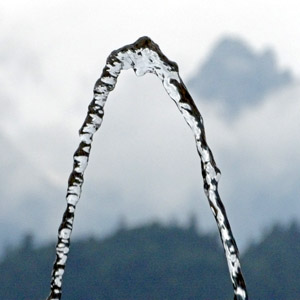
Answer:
74;72;209;234
0;132;64;254
193;83;300;245
1;49;300;253
0;14;299;253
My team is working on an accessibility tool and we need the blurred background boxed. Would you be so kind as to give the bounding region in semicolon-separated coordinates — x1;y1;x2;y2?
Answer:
1;1;300;299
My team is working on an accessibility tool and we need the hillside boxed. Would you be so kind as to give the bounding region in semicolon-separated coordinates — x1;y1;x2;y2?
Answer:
0;222;299;299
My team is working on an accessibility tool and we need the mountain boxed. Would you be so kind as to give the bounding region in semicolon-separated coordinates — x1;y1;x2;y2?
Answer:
188;37;293;115
1;221;299;299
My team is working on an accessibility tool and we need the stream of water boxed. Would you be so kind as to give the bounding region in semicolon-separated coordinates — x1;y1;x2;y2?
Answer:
46;36;248;300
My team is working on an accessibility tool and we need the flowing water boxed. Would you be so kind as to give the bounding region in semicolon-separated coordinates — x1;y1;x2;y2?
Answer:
46;36;248;300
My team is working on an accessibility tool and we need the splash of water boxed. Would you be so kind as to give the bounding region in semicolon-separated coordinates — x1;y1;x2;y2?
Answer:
46;37;248;300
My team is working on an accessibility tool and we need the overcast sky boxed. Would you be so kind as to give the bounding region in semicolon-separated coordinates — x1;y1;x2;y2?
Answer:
2;0;300;77
1;0;300;250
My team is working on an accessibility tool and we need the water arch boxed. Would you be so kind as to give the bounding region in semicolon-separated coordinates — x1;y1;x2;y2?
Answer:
47;37;248;300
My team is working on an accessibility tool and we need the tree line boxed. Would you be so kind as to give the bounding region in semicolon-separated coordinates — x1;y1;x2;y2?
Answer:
1;221;299;299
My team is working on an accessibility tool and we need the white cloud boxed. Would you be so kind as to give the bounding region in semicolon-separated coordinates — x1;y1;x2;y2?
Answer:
3;64;299;250
1;3;300;250
194;83;300;245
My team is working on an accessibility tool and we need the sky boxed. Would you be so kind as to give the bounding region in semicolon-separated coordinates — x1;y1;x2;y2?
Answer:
1;0;300;251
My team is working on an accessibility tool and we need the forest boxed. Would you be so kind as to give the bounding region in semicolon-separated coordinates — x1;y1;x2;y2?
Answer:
1;220;299;299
